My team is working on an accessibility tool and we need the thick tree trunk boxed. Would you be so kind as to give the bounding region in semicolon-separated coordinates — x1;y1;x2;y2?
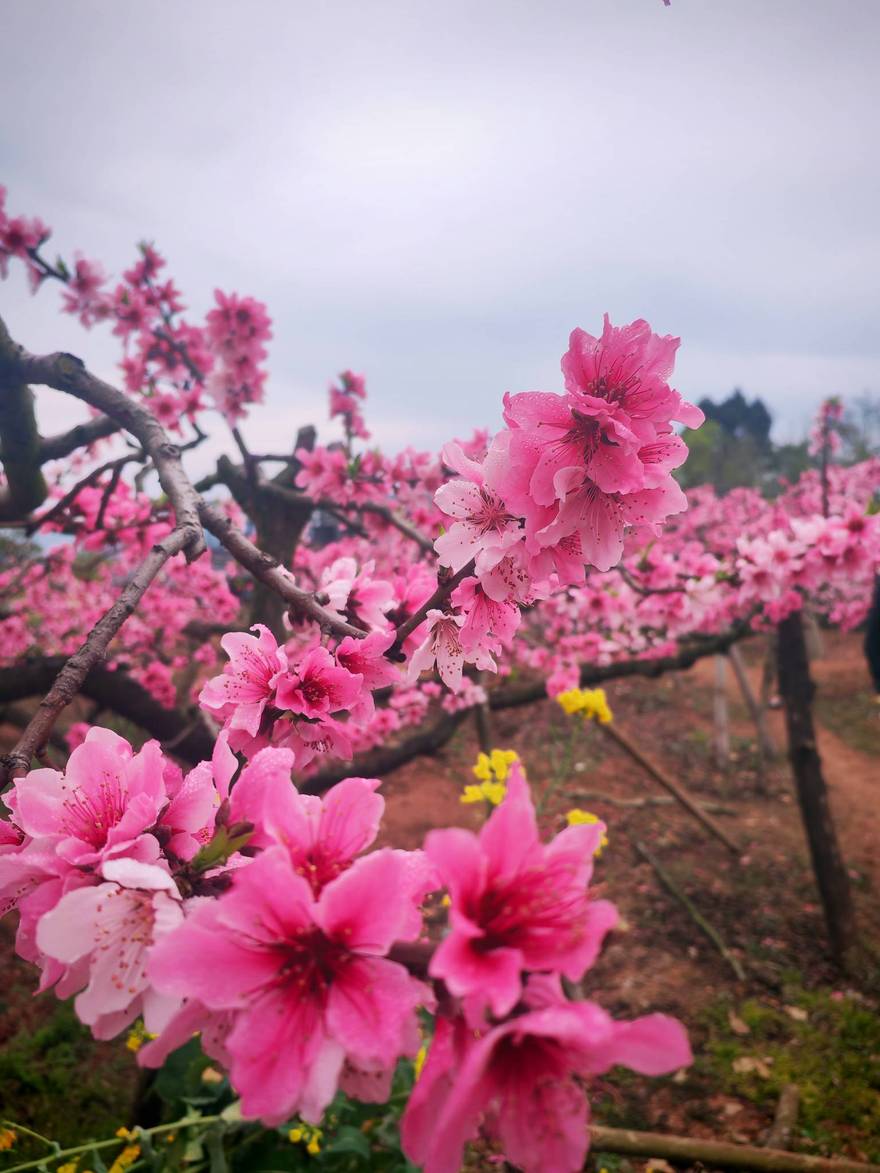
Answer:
775;611;857;965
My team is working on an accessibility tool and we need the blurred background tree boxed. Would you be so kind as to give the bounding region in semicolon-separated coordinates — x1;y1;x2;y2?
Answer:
678;387;879;494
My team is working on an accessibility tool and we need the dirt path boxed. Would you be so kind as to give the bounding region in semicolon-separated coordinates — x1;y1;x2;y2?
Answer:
694;637;879;890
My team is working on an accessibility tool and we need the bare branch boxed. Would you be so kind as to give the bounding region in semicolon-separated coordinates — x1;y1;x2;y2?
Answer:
354;500;434;553
198;500;366;640
38;415;121;462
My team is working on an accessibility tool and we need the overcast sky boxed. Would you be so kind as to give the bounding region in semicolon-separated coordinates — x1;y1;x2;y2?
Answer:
1;0;878;464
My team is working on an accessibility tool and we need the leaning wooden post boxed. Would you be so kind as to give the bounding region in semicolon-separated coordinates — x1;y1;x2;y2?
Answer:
775;611;857;965
601;722;741;855
728;642;778;774
714;654;730;768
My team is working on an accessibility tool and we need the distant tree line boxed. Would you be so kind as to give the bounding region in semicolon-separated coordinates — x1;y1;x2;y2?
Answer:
678;388;880;494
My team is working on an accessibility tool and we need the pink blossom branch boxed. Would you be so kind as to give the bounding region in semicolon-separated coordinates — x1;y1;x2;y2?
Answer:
0;315;205;560
198;500;367;640
0;525;194;783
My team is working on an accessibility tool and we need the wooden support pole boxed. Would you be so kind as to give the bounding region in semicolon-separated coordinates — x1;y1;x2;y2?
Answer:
634;841;746;981
601;722;741;855
729;642;778;761
775;612;857;966
715;654;731;768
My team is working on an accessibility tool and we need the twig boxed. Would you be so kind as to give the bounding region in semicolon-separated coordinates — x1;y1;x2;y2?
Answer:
198;501;366;640
729;641;778;761
633;840;746;981
0;526;193;783
601;722;741;854
358;500;435;553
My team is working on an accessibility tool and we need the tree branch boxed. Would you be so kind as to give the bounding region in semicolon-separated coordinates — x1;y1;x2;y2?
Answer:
300;710;470;794
38;414;120;462
0;318;48;520
0;657;215;764
198;500;366;640
0;316;204;560
0;526;194;782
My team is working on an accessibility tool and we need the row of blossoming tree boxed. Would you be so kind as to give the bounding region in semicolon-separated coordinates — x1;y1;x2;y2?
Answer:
0;187;876;1172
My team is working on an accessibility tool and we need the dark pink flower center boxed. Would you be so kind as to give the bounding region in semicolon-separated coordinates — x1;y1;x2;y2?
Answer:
61;776;127;847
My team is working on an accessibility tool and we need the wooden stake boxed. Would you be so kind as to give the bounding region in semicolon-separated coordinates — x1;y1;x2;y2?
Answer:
729;641;778;762
634;841;746;981
715;653;731;768
601;722;741;854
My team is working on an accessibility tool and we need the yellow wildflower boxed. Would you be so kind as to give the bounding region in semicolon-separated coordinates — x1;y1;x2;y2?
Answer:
555;687;613;724
108;1144;140;1173
460;779;506;806
114;1128;136;1142
125;1021;155;1053
565;808;609;856
473;748;520;783
0;1128;17;1151
58;1164;78;1173
556;688;587;715
289;1123;322;1155
413;1043;428;1079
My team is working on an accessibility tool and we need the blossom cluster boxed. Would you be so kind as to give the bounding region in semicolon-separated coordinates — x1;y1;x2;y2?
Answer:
0;733;689;1173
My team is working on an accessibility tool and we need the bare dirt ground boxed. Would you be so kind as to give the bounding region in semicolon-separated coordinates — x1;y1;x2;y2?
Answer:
2;630;878;1166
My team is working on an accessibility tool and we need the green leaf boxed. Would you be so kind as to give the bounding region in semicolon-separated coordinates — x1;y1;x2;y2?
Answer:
324;1126;371;1159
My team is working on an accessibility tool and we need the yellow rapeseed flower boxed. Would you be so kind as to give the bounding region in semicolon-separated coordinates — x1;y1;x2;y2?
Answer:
108;1144;140;1173
464;748;522;805
555;687;613;724
473;748;520;783
125;1021;155;1053
460;779;506;806
565;808;609;856
289;1123;322;1155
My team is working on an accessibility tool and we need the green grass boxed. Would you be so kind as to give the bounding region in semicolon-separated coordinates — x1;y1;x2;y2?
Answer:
0;999;137;1165
699;985;880;1160
814;686;880;757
